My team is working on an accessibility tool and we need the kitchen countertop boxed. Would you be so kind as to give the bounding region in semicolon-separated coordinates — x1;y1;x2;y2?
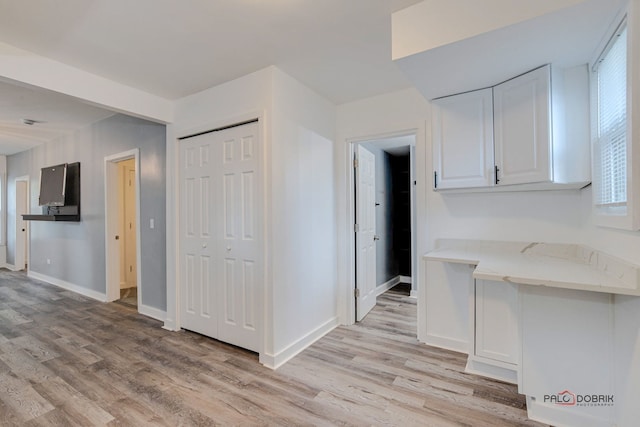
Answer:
424;240;640;296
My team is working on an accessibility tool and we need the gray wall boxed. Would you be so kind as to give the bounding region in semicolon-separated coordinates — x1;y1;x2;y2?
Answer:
6;114;167;310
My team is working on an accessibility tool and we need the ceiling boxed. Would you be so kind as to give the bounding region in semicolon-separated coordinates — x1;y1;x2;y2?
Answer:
0;81;115;155
0;0;420;104
364;135;414;156
0;0;421;156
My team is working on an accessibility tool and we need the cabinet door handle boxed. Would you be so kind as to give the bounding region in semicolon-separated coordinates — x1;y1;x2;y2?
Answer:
495;166;500;185
434;171;438;189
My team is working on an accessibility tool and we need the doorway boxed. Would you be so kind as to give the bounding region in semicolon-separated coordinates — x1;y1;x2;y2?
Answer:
353;134;417;322
104;149;141;309
14;176;29;271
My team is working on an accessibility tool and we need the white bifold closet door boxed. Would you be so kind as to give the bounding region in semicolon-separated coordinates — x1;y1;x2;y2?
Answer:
179;121;261;352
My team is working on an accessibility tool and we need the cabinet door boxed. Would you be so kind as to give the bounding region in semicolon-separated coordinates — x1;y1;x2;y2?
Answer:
432;88;494;189
475;279;518;365
425;260;473;353
494;65;551;185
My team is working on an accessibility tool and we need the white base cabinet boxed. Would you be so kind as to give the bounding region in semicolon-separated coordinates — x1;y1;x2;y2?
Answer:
466;279;519;383
520;286;614;427
424;260;472;353
424;260;519;383
474;279;519;364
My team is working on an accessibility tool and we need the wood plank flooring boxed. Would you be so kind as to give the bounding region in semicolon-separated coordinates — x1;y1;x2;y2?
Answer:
0;272;545;426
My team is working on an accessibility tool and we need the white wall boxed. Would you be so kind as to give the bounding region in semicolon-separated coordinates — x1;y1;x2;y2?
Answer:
0;155;6;266
167;66;338;368
392;0;584;60
270;68;337;363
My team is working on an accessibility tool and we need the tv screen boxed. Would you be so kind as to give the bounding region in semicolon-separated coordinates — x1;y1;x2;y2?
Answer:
39;163;67;207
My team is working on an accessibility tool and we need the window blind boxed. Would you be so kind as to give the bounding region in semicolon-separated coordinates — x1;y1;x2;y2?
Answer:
595;24;627;207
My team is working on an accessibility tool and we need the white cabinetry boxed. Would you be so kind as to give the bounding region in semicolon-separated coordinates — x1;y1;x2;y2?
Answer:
466;279;519;383
474;280;519;364
424;258;519;383
520;286;613;426
432;88;494;189
494;65;551;185
424;260;472;353
431;64;590;191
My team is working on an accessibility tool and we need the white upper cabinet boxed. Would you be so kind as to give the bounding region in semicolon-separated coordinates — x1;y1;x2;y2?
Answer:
494;65;551;186
432;88;494;189
432;64;591;192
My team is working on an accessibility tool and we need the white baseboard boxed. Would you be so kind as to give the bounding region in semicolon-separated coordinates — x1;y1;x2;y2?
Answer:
465;357;517;384
0;245;7;268
25;271;166;324
376;276;401;296
260;316;339;370
28;271;108;302
162;317;180;331
399;275;412;284
3;263;17;271
424;333;469;354
139;304;166;322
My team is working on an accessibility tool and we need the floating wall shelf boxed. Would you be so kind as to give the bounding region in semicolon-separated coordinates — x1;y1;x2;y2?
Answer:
22;162;81;222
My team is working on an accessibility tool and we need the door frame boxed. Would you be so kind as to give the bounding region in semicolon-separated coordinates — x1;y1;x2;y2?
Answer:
14;175;29;272
104;149;142;306
346;130;418;325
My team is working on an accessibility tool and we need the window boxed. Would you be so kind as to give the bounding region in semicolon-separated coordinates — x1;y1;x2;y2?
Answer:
594;21;627;210
591;13;639;230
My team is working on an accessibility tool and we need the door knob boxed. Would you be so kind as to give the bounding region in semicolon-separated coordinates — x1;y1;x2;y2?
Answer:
226;246;232;252
202;243;207;248
115;235;119;240
373;235;380;241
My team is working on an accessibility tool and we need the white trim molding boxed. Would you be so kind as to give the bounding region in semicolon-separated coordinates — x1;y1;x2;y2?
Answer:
376;276;401;296
28;271;108;302
139;304;167;322
103;149;142;310
343;129;421;326
259;316;339;370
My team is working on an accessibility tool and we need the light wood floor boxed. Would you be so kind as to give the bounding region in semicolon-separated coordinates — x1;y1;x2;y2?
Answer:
0;271;545;426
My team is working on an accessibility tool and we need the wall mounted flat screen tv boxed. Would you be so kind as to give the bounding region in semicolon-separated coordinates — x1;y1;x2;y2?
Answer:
39;163;67;206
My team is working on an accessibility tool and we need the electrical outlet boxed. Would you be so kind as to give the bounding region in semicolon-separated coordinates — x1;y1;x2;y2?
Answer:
150;218;154;229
